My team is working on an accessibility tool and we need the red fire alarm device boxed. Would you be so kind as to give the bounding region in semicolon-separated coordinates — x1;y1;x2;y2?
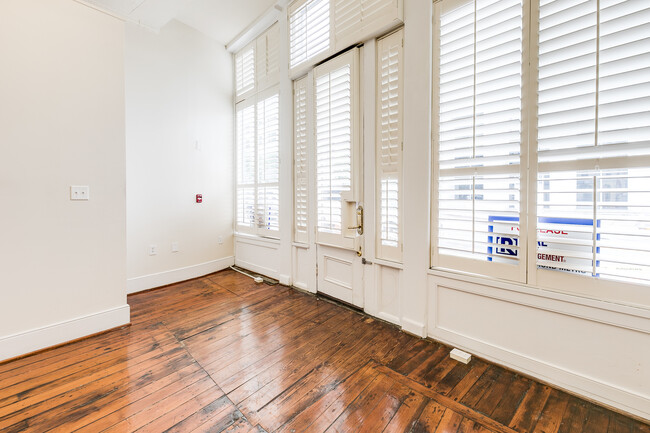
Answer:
196;194;202;203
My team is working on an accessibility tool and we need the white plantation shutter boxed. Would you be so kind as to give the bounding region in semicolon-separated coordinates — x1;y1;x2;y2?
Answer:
256;93;280;233
334;0;403;50
433;0;525;281
256;23;280;90
314;48;360;249
294;77;310;243
235;43;255;101
289;0;331;69
535;0;650;290
236;103;257;231
235;91;280;237
376;30;403;262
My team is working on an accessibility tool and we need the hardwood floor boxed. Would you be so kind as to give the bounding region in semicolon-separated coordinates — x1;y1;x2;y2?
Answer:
0;269;648;432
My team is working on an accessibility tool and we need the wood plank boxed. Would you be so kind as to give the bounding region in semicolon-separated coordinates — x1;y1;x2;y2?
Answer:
375;365;519;433
412;400;447;433
382;390;429;433
556;397;589;433
508;381;553;433
530;390;571;433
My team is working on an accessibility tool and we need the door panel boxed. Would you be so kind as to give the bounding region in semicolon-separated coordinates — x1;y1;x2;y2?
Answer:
318;245;363;307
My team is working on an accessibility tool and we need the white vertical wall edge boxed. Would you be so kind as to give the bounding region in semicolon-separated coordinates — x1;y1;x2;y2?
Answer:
428;272;650;420
0;304;130;362
127;257;235;294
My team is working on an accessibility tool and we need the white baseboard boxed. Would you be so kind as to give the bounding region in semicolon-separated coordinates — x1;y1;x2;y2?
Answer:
377;311;401;326
279;274;291;286
234;258;279;280
127;256;235;294
0;304;130;362
401;317;426;337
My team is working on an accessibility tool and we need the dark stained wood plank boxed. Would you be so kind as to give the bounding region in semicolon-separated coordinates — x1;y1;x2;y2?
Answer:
556;397;589;433
433;408;463;433
356;382;408;433
508;381;553;433
323;373;396;432
582;404;610;433
445;360;490;402
530;389;571;433
375;365;519;433
412;400;447;433
382;390;429;433
274;361;381;433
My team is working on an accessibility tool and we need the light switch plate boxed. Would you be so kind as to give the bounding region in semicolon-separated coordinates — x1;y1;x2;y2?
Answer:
70;186;90;201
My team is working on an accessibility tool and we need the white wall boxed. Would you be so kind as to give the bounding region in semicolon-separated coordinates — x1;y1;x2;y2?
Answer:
0;0;129;361
125;20;234;293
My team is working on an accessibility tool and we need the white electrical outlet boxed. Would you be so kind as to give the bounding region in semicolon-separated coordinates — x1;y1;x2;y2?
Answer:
149;244;158;256
217;236;223;245
70;185;90;201
171;242;179;253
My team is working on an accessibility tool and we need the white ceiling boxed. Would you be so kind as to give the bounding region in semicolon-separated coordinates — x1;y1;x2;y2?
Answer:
176;0;279;46
81;0;279;46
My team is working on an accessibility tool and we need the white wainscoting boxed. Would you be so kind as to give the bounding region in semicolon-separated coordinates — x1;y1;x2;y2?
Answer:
427;271;650;420
373;262;402;326
234;234;280;279
0;304;131;362
292;243;316;293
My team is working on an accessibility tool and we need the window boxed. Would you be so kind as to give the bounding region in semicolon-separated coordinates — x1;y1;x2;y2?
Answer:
288;0;403;73
236;92;280;236
235;24;281;237
313;48;360;249
432;0;526;281
535;0;650;291
433;0;650;303
376;29;404;262
289;0;330;69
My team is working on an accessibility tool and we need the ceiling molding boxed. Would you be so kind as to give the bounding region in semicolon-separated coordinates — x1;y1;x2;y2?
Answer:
226;1;284;53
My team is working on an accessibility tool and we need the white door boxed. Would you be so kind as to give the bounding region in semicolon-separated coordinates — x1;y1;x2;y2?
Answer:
313;48;364;307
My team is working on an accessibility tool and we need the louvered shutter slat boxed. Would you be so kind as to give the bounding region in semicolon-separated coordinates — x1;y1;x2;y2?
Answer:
536;0;650;285
235;44;255;100
294;77;309;243
376;30;403;261
257;94;280;233
289;0;330;69
315;61;352;235
434;0;524;276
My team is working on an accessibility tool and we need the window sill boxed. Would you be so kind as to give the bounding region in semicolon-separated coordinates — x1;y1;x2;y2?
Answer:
234;232;280;247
